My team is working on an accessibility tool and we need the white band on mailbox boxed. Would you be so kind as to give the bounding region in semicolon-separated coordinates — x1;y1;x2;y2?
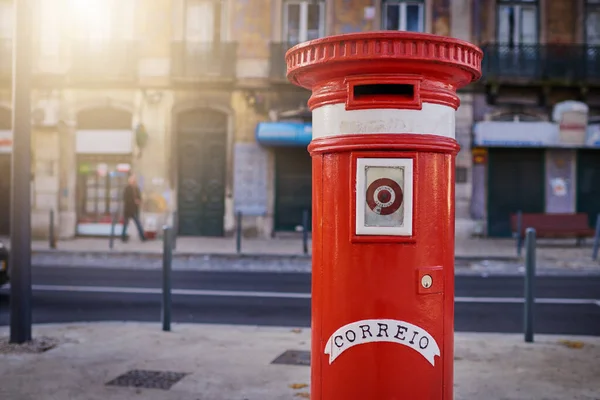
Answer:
312;102;456;140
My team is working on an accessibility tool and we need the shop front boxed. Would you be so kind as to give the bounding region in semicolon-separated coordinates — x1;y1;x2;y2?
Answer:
472;111;600;237
75;129;133;236
255;121;312;232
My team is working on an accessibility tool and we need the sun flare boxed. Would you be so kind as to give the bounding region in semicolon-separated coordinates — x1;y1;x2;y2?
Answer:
68;0;112;41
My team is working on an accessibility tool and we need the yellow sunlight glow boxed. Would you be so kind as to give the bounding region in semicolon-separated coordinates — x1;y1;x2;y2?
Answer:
68;0;112;41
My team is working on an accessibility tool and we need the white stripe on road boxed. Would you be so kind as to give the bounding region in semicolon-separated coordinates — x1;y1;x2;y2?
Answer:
1;284;598;306
455;296;599;305
27;284;312;299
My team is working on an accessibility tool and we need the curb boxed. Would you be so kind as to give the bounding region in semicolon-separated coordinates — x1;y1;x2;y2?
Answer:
32;250;519;263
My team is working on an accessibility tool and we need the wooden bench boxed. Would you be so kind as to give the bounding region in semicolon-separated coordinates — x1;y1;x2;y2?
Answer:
510;212;597;251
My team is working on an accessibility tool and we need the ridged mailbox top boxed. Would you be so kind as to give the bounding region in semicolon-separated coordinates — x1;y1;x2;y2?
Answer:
285;31;483;111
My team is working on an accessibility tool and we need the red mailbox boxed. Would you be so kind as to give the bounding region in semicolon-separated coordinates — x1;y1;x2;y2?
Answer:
286;32;482;399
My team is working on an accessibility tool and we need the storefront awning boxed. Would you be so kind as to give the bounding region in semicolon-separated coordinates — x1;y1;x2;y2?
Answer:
473;121;600;148
255;122;312;147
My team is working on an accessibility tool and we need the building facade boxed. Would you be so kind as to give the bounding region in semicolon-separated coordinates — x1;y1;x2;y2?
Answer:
471;0;600;237
0;0;485;240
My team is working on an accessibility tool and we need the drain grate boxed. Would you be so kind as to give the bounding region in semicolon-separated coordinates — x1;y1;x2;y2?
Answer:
271;350;311;366
106;369;188;390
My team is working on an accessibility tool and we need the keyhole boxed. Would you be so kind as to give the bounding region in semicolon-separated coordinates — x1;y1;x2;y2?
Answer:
421;275;433;289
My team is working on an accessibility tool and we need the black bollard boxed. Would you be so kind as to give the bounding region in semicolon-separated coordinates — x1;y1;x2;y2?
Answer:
236;211;242;254
172;210;178;250
109;210;118;250
515;210;523;257
162;226;173;332
524;227;536;343
49;209;56;249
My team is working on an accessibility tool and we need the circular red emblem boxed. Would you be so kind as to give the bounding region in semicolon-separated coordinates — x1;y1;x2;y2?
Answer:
366;178;403;215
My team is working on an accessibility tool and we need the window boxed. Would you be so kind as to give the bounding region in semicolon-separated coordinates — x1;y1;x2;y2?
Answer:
39;0;61;56
586;1;600;75
456;166;468;184
69;0;135;42
283;1;325;44
382;0;424;32
495;1;538;78
186;0;222;42
0;1;12;39
587;1;600;45
496;0;538;45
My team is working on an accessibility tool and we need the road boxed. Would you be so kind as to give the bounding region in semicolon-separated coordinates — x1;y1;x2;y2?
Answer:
1;267;599;335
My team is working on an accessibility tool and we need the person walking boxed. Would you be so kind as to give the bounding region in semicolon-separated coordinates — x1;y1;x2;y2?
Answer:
121;173;146;242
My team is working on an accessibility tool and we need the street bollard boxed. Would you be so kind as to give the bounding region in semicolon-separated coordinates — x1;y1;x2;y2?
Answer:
172;210;178;250
49;209;56;249
287;32;482;398
302;209;309;255
109;210;118;250
516;210;523;257
592;213;600;261
524;227;536;343
236;211;242;254
162;226;173;332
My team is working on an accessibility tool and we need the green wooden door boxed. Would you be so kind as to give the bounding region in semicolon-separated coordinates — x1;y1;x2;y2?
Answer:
487;148;545;237
177;109;227;237
576;150;600;227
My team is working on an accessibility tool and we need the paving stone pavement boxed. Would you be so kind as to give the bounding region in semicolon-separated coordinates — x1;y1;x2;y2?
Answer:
0;322;598;400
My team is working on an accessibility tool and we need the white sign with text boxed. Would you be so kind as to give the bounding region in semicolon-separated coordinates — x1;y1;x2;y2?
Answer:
324;319;440;366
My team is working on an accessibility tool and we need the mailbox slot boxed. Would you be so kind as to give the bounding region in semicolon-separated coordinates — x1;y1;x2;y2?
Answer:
345;75;422;111
353;83;415;101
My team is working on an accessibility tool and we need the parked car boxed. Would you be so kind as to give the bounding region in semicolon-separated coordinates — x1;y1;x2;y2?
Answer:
0;241;8;287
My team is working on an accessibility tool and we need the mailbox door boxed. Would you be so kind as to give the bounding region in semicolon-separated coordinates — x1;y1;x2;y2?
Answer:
315;148;454;399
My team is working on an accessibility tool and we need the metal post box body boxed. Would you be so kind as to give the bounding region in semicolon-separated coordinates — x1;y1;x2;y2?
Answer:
286;32;482;400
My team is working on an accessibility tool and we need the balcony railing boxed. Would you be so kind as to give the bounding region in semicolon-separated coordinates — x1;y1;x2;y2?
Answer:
269;42;297;81
171;41;237;81
481;44;600;84
69;41;139;83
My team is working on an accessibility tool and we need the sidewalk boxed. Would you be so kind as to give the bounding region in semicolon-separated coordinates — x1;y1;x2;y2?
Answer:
12;235;600;275
1;322;599;400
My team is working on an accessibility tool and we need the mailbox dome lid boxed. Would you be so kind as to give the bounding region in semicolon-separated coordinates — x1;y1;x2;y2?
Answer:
285;31;482;91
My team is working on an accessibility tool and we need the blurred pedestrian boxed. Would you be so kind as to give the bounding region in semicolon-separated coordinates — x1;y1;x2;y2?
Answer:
121;173;146;242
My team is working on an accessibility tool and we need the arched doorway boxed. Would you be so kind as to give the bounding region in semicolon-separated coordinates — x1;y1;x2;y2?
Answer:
176;108;227;237
75;107;134;236
0;107;11;235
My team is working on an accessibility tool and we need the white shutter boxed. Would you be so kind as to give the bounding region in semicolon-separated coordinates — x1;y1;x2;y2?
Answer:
69;0;112;41
39;0;61;56
0;2;12;38
587;11;600;45
496;5;511;44
186;0;214;42
520;6;537;44
113;0;136;40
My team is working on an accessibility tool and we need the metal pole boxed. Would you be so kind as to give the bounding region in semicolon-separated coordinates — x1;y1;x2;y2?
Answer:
592;213;600;261
49;209;56;249
524;227;536;343
10;0;32;344
162;226;172;332
302;209;309;255
516;210;523;257
172;210;178;250
108;209;118;250
236;211;242;254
